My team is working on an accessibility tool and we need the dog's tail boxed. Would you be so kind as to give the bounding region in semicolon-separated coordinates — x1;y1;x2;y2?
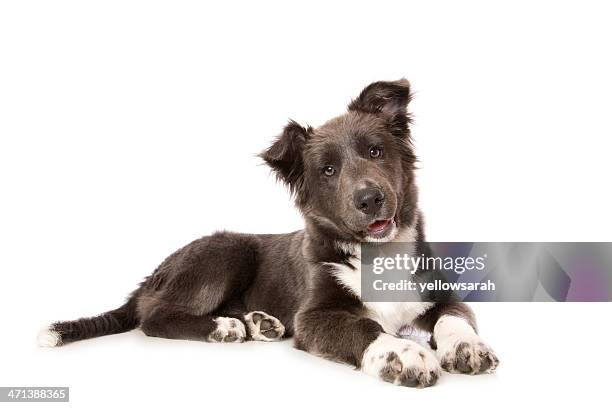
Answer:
37;297;139;347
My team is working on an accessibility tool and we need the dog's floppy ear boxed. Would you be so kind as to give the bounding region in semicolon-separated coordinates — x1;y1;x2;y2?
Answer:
348;79;412;137
260;120;311;195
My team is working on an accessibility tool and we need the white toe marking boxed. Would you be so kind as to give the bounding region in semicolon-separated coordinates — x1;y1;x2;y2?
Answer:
210;317;246;343
37;326;61;347
362;333;441;387
434;315;499;373
244;311;285;342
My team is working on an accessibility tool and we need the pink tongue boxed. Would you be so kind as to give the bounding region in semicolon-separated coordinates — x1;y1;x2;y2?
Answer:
368;219;390;233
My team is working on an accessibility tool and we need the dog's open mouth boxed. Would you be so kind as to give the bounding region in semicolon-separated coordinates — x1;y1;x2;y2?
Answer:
366;218;395;239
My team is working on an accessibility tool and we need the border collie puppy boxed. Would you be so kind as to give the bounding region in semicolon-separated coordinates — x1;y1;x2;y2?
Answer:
39;79;498;387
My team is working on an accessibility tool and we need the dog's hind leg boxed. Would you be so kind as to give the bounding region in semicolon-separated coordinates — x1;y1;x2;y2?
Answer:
140;308;246;343
137;232;264;343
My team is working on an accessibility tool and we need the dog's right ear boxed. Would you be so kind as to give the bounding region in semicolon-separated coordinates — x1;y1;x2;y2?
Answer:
348;79;412;138
259;120;311;195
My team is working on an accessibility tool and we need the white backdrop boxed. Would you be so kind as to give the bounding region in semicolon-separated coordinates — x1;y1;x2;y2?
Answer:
1;1;611;407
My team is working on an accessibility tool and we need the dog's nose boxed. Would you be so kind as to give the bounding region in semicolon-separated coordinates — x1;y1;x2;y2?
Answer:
353;187;384;215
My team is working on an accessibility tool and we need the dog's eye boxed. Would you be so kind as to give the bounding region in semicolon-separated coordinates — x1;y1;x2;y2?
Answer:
369;146;382;158
323;166;336;176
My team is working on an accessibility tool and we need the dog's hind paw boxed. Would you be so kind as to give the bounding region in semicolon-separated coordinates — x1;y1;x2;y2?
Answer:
244;311;285;341
208;317;246;343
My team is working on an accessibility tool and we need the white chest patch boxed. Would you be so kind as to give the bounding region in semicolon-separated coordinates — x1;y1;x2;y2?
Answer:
327;225;433;335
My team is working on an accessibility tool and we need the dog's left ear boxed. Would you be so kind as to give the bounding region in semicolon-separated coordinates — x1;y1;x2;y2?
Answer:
259;120;311;196
348;79;412;137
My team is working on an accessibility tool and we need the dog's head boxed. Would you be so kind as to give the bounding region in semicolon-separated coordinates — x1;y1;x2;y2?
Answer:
261;79;417;243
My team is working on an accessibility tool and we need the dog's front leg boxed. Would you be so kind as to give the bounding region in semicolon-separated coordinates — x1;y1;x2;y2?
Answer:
416;303;499;374
295;309;441;387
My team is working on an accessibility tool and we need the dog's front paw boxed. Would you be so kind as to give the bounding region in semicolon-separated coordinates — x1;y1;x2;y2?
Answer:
362;333;441;388
435;316;499;374
438;337;499;374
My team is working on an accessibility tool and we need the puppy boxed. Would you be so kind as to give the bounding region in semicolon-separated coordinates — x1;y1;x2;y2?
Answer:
39;79;498;387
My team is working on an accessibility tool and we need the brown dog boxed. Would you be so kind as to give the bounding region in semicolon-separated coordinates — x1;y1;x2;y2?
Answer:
40;79;498;388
